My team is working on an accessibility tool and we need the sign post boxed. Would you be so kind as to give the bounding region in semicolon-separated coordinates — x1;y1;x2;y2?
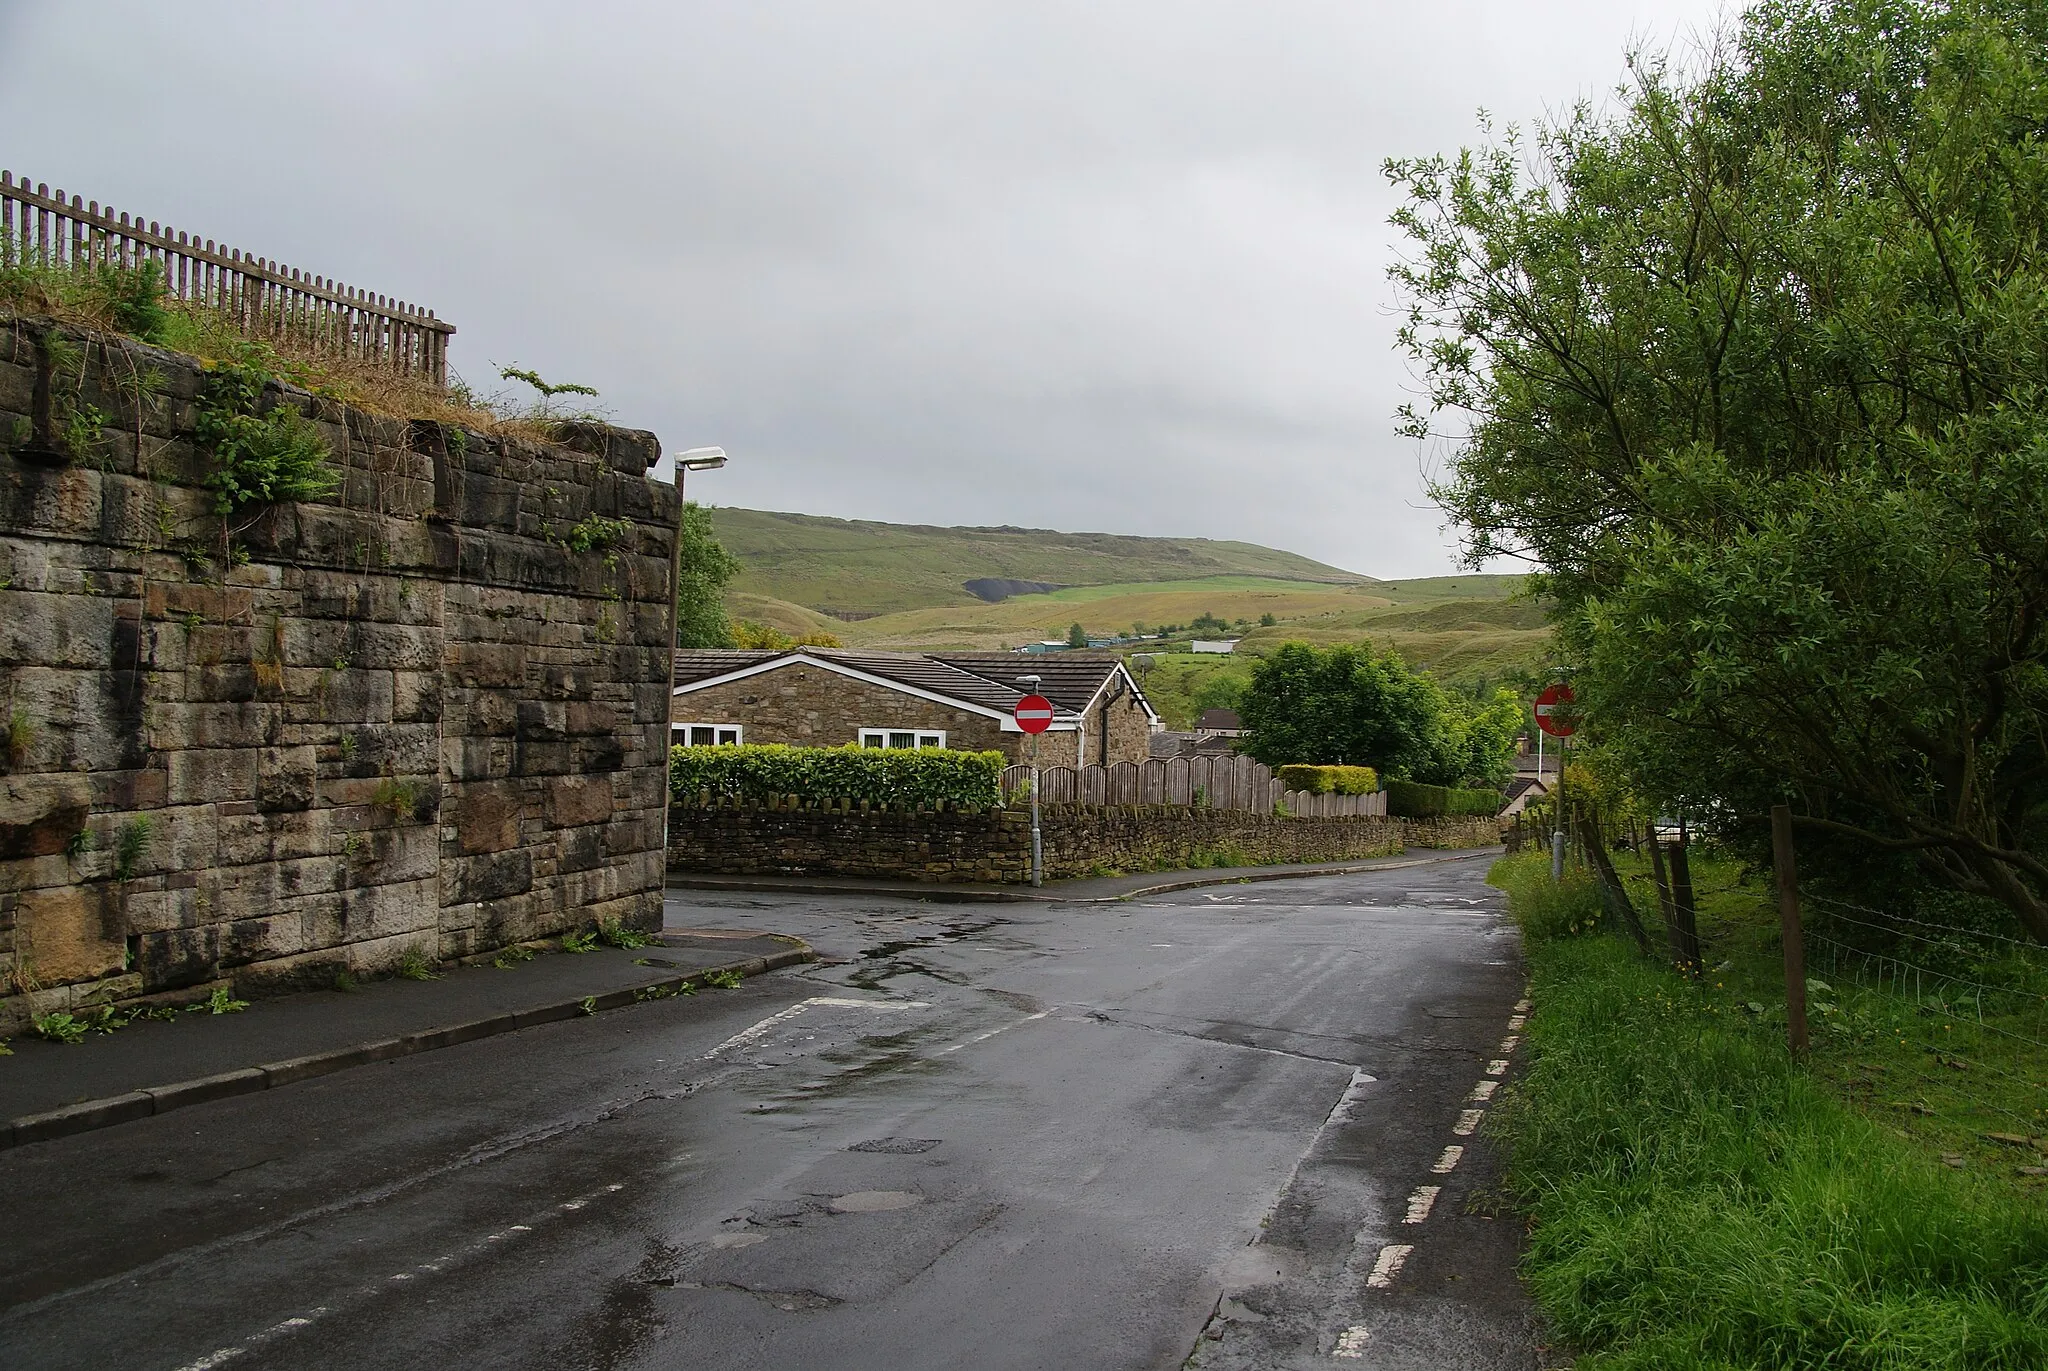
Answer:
1014;687;1054;887
1534;684;1577;882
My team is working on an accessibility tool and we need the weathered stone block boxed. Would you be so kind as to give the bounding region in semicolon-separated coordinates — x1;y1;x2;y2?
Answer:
545;776;614;829
12;884;124;984
0;773;89;859
452;783;523;855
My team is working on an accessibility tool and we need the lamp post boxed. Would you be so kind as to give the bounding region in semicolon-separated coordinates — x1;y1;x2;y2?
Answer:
1017;674;1042;888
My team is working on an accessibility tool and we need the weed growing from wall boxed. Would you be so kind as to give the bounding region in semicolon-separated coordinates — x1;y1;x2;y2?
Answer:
195;364;339;517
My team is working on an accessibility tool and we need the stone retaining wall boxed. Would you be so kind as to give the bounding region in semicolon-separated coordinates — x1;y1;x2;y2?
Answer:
0;316;681;1027
663;799;1502;883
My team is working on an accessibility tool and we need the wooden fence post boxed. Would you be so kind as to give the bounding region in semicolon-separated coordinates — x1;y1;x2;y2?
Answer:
1664;821;1704;978
1770;804;1810;1058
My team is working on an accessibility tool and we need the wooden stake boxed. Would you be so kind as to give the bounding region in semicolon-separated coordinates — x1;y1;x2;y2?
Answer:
1771;804;1809;1057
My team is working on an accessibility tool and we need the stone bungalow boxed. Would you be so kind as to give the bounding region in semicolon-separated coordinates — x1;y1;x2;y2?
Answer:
670;648;1159;766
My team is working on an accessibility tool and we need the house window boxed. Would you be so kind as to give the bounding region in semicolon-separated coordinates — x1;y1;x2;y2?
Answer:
858;728;946;750
674;723;743;746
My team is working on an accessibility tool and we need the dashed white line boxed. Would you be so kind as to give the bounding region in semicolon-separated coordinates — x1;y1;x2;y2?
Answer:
1485;1058;1509;1076
1431;1145;1464;1174
1453;1109;1485;1136
1365;1243;1414;1289
940;1009;1049;1053
1333;1324;1372;1357
704;996;928;1058
1401;1186;1441;1224
1467;1080;1498;1103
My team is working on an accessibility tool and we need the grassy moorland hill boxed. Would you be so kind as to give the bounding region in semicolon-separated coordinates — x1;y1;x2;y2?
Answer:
705;508;1549;725
706;507;1371;618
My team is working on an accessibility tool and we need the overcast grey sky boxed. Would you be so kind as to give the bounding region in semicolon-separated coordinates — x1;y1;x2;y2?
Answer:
1;1;1729;577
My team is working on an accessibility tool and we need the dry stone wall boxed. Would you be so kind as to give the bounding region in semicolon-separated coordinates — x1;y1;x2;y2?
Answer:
0;316;680;1028
664;799;1451;883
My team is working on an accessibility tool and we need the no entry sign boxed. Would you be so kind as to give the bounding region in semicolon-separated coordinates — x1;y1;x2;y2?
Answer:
1534;683;1577;738
1014;694;1055;734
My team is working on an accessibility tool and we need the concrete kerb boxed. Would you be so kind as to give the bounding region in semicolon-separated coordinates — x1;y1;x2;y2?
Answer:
1;943;816;1151
667;847;1505;905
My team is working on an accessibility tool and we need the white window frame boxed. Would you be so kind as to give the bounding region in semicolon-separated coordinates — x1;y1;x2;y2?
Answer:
673;722;744;747
858;728;947;750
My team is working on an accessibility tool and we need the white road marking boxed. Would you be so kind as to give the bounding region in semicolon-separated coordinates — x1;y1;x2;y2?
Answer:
704;996;928;1058
1333;1324;1372;1357
1431;1145;1464;1174
1486;1058;1509;1076
1513;999;1530;1013
1402;1186;1441;1224
1453;1109;1485;1136
940;1010;1050;1053
1467;1080;1498;1103
1321;1067;1379;1126
1365;1243;1414;1289
1499;1034;1520;1054
1506;1014;1527;1030
174;1351;244;1371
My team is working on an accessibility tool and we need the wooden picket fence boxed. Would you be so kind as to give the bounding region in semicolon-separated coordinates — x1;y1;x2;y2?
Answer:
999;755;1387;818
1;169;454;383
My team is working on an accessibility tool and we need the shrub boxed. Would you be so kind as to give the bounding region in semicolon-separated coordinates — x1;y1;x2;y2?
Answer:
670;743;1005;809
1276;764;1379;795
1385;778;1500;817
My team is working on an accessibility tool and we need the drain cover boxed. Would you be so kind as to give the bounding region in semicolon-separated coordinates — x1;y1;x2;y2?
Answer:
845;1137;941;1154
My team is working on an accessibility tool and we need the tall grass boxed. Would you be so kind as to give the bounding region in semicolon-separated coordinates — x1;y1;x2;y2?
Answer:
1491;851;2048;1369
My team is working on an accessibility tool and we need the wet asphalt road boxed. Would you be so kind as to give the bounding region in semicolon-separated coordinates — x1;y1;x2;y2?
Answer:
0;854;1538;1370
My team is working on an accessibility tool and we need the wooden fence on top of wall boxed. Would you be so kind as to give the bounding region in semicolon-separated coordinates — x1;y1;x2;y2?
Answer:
1;170;455;383
999;755;1388;818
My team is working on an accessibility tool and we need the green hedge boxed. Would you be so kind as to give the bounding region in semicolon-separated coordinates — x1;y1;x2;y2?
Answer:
1384;778;1502;817
1275;764;1380;795
669;743;1005;808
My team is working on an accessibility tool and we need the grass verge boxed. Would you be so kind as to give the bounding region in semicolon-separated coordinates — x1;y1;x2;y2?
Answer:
1490;850;2048;1370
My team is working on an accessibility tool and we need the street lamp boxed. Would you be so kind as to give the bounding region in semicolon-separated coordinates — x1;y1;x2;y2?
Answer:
677;446;728;472
1016;674;1043;888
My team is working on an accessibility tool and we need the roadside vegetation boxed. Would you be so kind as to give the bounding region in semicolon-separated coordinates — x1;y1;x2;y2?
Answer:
1;251;607;438
1492;849;2048;1370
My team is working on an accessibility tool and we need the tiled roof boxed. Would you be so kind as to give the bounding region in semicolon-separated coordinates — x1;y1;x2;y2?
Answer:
671;647;1083;720
929;652;1130;712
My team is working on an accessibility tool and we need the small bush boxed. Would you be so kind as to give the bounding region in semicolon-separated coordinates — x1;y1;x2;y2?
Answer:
1385;778;1501;817
1275;764;1379;795
669;743;1005;809
397;948;441;981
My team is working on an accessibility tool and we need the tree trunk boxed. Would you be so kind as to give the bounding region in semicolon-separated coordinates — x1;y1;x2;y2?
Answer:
1579;810;1652;956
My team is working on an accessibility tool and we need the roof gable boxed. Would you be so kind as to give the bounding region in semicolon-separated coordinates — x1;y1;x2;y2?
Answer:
671;648;1083;728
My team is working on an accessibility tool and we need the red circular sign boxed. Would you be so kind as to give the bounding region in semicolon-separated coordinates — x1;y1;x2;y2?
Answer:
1014;694;1055;735
1534;683;1576;738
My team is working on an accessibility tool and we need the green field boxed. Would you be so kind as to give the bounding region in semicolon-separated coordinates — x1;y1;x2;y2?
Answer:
707;508;1550;688
706;507;1370;618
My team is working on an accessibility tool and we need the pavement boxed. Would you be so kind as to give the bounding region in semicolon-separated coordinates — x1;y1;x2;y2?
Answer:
0;930;811;1136
0;852;1540;1370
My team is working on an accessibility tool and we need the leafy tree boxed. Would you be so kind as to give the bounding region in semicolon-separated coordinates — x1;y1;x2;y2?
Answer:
1389;0;2048;936
1258;613;1277;627
1190;611;1230;633
1067;622;1088;648
676;502;740;648
1190;670;1248;719
1238;642;1506;784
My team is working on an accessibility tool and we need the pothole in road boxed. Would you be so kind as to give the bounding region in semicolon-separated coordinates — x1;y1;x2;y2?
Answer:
828;1190;923;1213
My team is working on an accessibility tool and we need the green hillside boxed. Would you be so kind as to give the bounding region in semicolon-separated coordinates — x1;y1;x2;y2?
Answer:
706;507;1371;618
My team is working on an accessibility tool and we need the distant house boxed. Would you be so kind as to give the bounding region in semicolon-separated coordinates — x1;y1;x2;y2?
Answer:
1195;708;1243;740
1190;639;1240;654
671;648;1160;766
